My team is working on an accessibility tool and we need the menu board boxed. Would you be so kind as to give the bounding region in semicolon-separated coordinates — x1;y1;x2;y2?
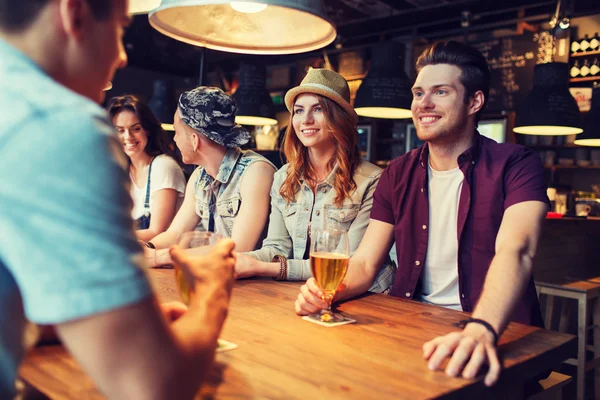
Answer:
471;31;554;112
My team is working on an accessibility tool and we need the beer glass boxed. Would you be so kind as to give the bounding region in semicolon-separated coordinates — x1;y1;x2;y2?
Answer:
175;231;220;304
309;228;350;323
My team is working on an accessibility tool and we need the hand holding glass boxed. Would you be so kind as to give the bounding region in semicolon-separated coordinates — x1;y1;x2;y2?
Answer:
175;231;220;304
309;229;350;323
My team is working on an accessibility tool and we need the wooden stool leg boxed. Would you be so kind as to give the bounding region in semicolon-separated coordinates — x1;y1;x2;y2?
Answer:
545;294;556;331
577;294;588;400
594;297;600;400
558;298;571;333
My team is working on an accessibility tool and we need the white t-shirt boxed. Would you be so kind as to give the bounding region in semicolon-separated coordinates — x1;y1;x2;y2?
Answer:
130;154;186;219
417;163;464;310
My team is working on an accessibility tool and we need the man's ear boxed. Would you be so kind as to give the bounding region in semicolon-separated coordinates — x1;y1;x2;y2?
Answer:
59;0;88;40
468;90;485;116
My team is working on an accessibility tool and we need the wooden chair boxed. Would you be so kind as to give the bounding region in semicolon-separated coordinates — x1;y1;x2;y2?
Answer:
527;372;573;400
536;279;600;400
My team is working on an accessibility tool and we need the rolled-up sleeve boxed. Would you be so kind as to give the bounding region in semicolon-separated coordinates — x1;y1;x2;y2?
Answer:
504;147;550;210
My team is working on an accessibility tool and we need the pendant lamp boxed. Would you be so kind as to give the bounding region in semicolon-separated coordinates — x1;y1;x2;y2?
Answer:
353;41;412;119
574;86;600;146
148;80;177;131
129;0;161;14
149;0;336;55
513;62;582;135
233;63;277;126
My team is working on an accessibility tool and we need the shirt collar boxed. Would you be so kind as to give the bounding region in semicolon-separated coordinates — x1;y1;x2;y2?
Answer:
418;130;482;169
300;163;339;187
198;147;243;189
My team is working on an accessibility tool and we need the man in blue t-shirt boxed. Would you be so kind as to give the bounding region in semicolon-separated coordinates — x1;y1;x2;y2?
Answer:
0;1;236;398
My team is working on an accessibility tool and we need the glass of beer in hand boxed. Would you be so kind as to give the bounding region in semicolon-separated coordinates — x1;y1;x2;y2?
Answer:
309;228;350;323
175;231;220;304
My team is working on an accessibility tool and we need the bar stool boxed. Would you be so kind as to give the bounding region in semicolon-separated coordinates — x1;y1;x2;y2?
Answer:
536;279;600;400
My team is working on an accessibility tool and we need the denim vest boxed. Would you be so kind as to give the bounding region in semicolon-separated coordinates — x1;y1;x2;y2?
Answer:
194;147;275;238
246;160;396;293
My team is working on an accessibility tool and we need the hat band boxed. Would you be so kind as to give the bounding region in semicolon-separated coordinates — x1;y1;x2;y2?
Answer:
298;83;348;103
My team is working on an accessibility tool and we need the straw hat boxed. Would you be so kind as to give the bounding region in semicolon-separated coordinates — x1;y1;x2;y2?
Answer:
285;68;358;125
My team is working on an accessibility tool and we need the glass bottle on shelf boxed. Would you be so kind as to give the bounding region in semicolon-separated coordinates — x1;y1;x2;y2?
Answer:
591;58;600;76
580;59;591;77
580;34;591;52
570;60;581;78
571;38;580;54
590;33;600;51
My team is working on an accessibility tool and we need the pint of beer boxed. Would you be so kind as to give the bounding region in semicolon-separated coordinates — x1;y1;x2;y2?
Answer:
174;231;219;304
309;229;350;322
310;252;349;296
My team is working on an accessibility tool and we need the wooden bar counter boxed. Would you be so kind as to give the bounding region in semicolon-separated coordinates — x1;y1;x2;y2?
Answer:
19;269;575;399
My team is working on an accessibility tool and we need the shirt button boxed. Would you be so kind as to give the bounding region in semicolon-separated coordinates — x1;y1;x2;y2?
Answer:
471;161;475;165
316;210;320;216
420;188;424;193
339;211;345;218
405;292;411;297
415;260;421;266
304;207;309;212
422;225;427;230
461;293;465;298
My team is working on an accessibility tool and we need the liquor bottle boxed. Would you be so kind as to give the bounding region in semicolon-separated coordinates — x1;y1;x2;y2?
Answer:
580;59;591;77
570;60;581;78
580;34;591;52
590;33;600;51
571;39;580;54
591;58;600;76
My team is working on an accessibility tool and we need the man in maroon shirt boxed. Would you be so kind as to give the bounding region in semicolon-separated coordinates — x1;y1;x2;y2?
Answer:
295;41;549;387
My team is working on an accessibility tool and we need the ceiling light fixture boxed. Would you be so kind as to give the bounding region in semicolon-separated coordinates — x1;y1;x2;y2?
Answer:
149;0;336;55
128;0;161;14
230;1;268;13
574;86;600;146
354;42;413;120
233;63;277;126
513;62;582;135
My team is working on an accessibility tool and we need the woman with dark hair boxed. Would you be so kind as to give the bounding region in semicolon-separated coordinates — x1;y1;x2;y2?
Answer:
235;69;395;292
107;95;186;241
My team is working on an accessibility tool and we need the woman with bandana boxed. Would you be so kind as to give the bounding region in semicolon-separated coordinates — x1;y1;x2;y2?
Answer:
234;69;395;293
108;95;186;241
143;87;276;267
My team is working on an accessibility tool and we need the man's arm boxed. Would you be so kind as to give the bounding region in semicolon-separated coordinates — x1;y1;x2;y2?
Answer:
146;169;201;266
56;240;236;400
230;161;275;252
423;200;547;387
295;220;395;315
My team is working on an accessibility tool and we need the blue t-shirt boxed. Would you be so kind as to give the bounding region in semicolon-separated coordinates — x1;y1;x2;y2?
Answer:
0;40;152;396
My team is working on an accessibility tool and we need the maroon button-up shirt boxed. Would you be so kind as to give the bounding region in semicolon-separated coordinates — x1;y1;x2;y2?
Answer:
371;133;549;326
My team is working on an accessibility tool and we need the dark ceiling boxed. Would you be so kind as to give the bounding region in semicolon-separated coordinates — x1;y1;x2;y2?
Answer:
122;0;600;78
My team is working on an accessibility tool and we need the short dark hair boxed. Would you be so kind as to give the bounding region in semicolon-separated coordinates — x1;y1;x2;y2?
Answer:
416;41;490;124
0;0;112;32
107;95;180;162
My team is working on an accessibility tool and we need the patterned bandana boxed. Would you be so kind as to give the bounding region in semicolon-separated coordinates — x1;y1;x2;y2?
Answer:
178;86;250;148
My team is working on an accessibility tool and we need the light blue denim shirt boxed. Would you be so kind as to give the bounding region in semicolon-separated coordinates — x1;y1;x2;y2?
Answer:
246;160;396;292
0;39;151;397
194;147;276;239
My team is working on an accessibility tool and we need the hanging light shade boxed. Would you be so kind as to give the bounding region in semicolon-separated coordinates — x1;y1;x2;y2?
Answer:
233;63;277;126
148;80;177;131
354;41;412;119
513;62;582;135
574;86;600;146
129;0;161;14
148;0;336;55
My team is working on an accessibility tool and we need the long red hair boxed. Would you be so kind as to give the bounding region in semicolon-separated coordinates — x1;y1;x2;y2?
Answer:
279;95;360;207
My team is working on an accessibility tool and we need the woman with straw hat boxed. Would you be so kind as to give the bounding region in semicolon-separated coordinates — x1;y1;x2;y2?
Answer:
235;68;395;291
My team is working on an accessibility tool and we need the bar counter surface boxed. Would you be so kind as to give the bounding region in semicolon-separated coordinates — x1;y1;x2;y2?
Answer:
19;269;575;399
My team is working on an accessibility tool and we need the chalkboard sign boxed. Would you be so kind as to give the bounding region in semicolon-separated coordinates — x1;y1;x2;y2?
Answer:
471;31;554;113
